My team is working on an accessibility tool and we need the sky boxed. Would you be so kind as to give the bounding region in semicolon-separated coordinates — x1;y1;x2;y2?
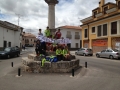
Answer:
0;0;115;35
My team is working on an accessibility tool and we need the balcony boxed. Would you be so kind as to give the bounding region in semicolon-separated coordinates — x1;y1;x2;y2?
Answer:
66;34;72;39
106;7;117;14
75;35;80;39
95;12;103;18
80;16;93;23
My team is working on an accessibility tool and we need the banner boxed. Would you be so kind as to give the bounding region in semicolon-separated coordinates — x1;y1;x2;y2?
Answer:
92;40;108;46
36;35;71;44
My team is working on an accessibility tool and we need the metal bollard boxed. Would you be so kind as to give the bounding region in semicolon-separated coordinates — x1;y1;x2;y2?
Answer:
11;62;13;67
85;62;87;68
18;68;21;76
72;69;74;77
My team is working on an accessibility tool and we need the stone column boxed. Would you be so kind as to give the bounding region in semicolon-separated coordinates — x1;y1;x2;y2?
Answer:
44;0;58;34
48;4;55;29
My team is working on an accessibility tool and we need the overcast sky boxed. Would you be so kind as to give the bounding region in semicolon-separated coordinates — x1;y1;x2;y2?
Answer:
0;0;115;35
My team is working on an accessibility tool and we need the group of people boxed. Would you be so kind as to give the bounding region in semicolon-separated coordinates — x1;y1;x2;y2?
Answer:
35;26;71;61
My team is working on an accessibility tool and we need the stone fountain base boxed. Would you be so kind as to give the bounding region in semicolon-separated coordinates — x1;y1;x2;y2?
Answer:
21;52;80;73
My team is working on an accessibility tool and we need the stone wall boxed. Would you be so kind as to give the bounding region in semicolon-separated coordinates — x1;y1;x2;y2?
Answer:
21;59;79;73
21;51;79;73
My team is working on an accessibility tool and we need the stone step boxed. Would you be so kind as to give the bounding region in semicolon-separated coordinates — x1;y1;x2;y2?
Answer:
28;54;42;61
22;57;35;65
21;58;80;73
22;57;41;66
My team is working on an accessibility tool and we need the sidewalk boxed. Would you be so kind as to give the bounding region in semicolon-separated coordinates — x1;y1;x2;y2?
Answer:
20;49;28;55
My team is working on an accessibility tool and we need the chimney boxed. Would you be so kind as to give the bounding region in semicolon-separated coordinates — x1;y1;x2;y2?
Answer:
99;0;105;12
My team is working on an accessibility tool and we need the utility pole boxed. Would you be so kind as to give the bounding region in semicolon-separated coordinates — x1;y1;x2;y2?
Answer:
15;13;22;50
15;13;21;31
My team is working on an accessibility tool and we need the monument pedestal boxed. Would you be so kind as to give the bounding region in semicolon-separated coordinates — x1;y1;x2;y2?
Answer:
21;52;80;73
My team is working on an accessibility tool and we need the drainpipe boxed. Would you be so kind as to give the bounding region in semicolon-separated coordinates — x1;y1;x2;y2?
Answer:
87;24;90;48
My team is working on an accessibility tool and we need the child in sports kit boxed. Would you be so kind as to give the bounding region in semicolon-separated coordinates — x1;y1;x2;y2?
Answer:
56;46;63;61
54;29;61;39
62;46;70;61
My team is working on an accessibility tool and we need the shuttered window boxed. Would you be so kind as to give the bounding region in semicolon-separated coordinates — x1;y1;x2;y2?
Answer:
84;29;88;38
104;6;108;14
92;27;95;33
111;21;117;34
118;1;120;9
103;24;107;36
97;25;101;37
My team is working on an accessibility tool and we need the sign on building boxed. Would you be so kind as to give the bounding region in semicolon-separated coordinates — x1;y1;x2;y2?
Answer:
115;42;120;50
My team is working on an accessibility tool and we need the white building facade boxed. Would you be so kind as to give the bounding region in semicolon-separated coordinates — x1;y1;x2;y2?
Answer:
58;25;82;49
0;20;23;50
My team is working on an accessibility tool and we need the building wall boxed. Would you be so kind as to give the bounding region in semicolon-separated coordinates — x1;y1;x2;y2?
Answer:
0;27;3;49
0;26;21;50
82;15;120;52
22;36;36;47
14;29;21;47
60;28;82;48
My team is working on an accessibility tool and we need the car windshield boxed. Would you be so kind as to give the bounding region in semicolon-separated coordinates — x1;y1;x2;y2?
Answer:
87;49;92;51
4;48;11;51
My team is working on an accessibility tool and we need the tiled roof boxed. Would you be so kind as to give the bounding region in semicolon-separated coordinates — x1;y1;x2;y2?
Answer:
23;33;36;38
58;25;82;30
0;20;23;30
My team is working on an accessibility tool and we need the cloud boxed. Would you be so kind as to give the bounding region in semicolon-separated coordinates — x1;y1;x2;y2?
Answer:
0;0;116;35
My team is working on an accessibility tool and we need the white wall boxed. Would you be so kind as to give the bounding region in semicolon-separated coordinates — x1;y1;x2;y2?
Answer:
0;26;21;48
60;28;82;48
14;29;21;47
0;27;3;47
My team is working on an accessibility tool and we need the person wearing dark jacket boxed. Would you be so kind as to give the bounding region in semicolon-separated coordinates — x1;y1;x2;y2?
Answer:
41;41;46;56
35;40;42;56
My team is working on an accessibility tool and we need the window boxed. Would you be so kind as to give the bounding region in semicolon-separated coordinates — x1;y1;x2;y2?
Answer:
81;48;85;50
67;43;71;48
92;27;95;33
103;24;107;36
104;6;108;14
106;50;113;52
67;31;71;35
3;41;7;48
8;42;11;47
76;43;78;48
97;25;102;37
111;21;117;34
84;29;88;38
75;32;79;35
94;11;97;18
101;50;106;52
118;1;120;9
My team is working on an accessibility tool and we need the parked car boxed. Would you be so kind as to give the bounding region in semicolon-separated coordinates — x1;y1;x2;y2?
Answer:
27;44;33;47
96;49;120;59
75;48;93;56
0;47;20;59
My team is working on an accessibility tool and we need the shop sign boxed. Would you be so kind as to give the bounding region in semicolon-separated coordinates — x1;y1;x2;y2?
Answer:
92;40;108;46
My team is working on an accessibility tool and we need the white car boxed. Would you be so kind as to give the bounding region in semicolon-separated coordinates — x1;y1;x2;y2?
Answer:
75;48;93;56
96;49;120;59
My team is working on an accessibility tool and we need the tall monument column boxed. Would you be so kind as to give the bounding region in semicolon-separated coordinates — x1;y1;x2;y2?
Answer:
45;0;59;33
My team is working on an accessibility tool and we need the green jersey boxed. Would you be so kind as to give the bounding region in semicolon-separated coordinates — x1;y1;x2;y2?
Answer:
56;49;62;55
44;29;51;37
